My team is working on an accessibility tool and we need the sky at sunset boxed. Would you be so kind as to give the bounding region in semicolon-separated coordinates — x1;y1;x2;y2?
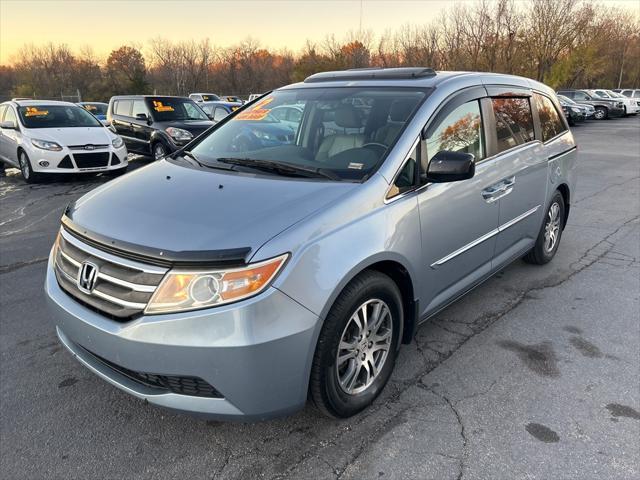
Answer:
1;0;638;64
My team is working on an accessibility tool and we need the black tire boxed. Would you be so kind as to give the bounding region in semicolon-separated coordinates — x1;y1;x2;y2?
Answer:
524;191;565;265
18;150;45;184
594;106;608;120
152;141;168;160
310;270;402;418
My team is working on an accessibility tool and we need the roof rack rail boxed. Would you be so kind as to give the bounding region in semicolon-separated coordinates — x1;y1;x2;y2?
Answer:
304;67;436;83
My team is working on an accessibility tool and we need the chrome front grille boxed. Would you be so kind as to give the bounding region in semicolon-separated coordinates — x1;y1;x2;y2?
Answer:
54;228;167;319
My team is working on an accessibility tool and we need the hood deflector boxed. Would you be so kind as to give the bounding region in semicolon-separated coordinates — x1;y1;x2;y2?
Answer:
61;208;251;268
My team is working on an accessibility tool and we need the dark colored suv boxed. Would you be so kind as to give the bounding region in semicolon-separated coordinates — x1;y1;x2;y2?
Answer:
556;89;625;120
107;96;214;159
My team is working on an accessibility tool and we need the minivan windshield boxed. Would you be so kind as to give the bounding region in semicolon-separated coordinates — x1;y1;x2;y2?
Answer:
18;105;103;128
190;87;429;181
146;97;209;122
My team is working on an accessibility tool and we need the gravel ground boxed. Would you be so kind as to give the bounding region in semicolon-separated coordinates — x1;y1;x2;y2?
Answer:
1;117;638;480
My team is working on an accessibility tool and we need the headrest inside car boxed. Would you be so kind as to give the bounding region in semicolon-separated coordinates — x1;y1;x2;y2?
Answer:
335;106;362;128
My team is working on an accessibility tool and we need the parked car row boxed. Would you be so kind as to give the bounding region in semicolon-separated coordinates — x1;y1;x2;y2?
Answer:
557;88;640;121
0;92;298;181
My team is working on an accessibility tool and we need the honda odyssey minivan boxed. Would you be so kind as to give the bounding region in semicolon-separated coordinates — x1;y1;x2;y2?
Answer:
45;68;577;420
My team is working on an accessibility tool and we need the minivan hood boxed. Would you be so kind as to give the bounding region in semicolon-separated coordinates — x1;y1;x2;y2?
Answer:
67;160;357;262
27;126;112;147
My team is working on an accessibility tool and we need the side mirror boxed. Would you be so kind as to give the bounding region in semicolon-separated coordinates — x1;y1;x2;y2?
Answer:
0;120;16;130
423;150;475;183
136;113;148;121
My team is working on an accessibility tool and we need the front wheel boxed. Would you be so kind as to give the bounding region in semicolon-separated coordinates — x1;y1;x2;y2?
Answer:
152;142;168;160
19;151;45;184
524;191;565;265
310;271;402;418
594;107;608;120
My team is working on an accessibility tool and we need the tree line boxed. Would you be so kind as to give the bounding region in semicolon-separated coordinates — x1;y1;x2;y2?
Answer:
1;0;637;102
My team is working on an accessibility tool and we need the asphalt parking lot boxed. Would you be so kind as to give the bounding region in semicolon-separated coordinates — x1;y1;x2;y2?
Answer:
1;117;639;480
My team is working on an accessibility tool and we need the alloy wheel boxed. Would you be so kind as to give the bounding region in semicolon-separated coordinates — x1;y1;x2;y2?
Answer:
154;143;166;160
336;298;393;395
19;153;29;179
544;202;561;253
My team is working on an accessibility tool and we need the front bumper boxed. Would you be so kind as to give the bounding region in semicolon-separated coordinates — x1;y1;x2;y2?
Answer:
45;255;320;421
29;144;128;174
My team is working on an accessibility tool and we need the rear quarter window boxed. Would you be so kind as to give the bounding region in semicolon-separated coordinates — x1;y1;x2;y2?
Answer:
533;93;567;142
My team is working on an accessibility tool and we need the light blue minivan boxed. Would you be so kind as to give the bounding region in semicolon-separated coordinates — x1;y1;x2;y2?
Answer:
45;68;577;420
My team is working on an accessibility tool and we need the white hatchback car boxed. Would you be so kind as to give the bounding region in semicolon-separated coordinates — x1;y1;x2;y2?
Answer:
0;100;128;183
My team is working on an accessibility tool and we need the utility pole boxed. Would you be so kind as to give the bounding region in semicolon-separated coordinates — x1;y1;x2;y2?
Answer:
359;0;363;35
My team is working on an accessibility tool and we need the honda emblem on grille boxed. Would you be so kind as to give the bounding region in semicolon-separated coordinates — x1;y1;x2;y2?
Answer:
84;145;95;150
78;261;99;293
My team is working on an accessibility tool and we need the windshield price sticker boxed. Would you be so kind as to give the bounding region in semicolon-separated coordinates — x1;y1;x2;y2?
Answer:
152;101;175;112
235;97;273;121
84;105;97;111
24;107;49;117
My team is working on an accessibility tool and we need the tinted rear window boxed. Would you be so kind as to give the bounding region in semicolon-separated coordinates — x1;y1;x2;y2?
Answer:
491;98;534;153
534;93;567;142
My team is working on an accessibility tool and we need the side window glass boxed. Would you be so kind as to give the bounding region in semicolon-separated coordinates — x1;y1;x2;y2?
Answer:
4;107;17;125
574;92;587;100
534;93;567;142
425;100;484;164
213;107;228;122
288;108;302;123
115;100;132;117
184;102;202;119
387;142;418;199
491;97;534;153
131;100;148;118
272;108;288;121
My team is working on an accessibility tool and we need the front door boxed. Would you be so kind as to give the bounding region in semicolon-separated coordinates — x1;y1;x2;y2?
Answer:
416;94;502;318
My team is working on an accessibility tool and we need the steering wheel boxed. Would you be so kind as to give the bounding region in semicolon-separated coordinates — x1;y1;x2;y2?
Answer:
362;143;388;156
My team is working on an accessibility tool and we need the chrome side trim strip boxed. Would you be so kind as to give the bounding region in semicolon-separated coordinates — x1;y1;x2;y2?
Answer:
430;204;541;268
498;205;540;232
60;228;167;274
430;228;499;268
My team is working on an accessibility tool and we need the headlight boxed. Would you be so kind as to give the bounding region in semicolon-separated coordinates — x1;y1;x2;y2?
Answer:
145;253;289;314
31;138;62;151
166;127;193;142
111;136;124;149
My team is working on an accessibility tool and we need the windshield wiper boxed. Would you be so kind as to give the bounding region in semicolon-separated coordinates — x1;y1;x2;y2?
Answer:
176;151;235;171
216;157;340;180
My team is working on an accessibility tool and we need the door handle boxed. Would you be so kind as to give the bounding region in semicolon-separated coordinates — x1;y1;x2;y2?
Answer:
482;176;516;203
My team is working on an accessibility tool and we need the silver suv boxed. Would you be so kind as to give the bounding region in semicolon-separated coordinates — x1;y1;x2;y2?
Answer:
45;68;577;420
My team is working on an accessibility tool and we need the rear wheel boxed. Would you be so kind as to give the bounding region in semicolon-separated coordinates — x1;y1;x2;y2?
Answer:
524;191;565;265
19;151;45;184
310;271;402;418
594;106;608;120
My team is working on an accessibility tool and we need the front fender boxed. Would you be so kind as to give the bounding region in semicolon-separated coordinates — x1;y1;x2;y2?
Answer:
253;175;422;322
